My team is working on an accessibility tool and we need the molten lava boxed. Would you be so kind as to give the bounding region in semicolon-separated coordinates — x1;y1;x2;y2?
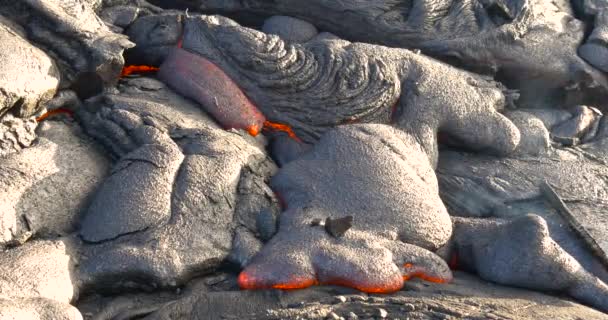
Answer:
263;121;302;142
246;123;261;136
402;262;450;284
120;65;160;77
322;277;403;294
238;272;318;290
238;260;451;294
36;108;74;122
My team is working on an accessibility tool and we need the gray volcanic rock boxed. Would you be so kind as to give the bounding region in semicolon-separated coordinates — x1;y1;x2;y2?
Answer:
132;13;520;162
241;124;453;292
450;214;608;312
125;14;183;66
551;105;602;145
0;298;82;320
100;5;141;28
579;8;608;73
274;124;452;250
262;16;318;43
75;78;278;291
0;114;38;158
436;143;608;289
0;240;77;304
240;123;608;311
191;0;608;109
142;273;608;320
0;120;109;245
0;0;134;88
0;19;59;117
504;110;551;156
0;239;80;320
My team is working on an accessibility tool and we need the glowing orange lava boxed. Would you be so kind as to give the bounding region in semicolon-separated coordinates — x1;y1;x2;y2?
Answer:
323;278;403;294
36;108;74;122
402;263;450;284
238;272;318;290
120;65;160;77
263;121;302;142
246;123;261;136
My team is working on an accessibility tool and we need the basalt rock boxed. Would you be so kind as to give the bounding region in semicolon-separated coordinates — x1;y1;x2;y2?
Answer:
75;78;278;292
239;123;608;312
0;114;38;158
131;13;520;163
578;3;608;73
0;120;109;245
0;298;82;320
503;110;552;156
143;273;608;320
0;0;134;89
551;105;603;145
0;18;59;118
176;0;608;109
436;140;608;288
240;124;453;293
262;16;319;43
0;239;80;319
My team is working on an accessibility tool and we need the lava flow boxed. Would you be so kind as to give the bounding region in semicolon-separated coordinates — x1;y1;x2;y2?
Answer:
402;263;451;283
120;65;160;77
36;108;74;122
263;120;302;142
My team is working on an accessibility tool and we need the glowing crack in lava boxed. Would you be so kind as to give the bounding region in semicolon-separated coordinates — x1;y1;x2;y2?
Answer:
36;108;74;122
120;65;160;77
263;121;302;142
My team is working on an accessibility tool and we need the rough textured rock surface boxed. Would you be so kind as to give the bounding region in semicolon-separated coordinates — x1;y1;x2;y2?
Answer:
551;105;602;145
182;0;608;109
0;298;82;320
437;139;608;287
0;0;134;88
136;273;608;320
0;239;80;319
262;15;318;43
240;123;608;312
450;214;608;312
504;110;551;156
241;124;453;293
0;120;109;245
131;13;520;163
0;114;38;158
75;77;278;292
0;18;59;117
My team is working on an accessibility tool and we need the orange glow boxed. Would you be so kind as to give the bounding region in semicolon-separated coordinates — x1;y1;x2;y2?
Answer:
246;123;261;136
403;274;449;283
272;277;319;290
402;263;450;284
238;271;318;290
263;121;302;142
323;277;402;294
121;65;160;77
36;108;74;122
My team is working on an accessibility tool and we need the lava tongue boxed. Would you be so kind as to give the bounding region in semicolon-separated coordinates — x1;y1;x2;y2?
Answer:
324;216;353;238
158;48;266;136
